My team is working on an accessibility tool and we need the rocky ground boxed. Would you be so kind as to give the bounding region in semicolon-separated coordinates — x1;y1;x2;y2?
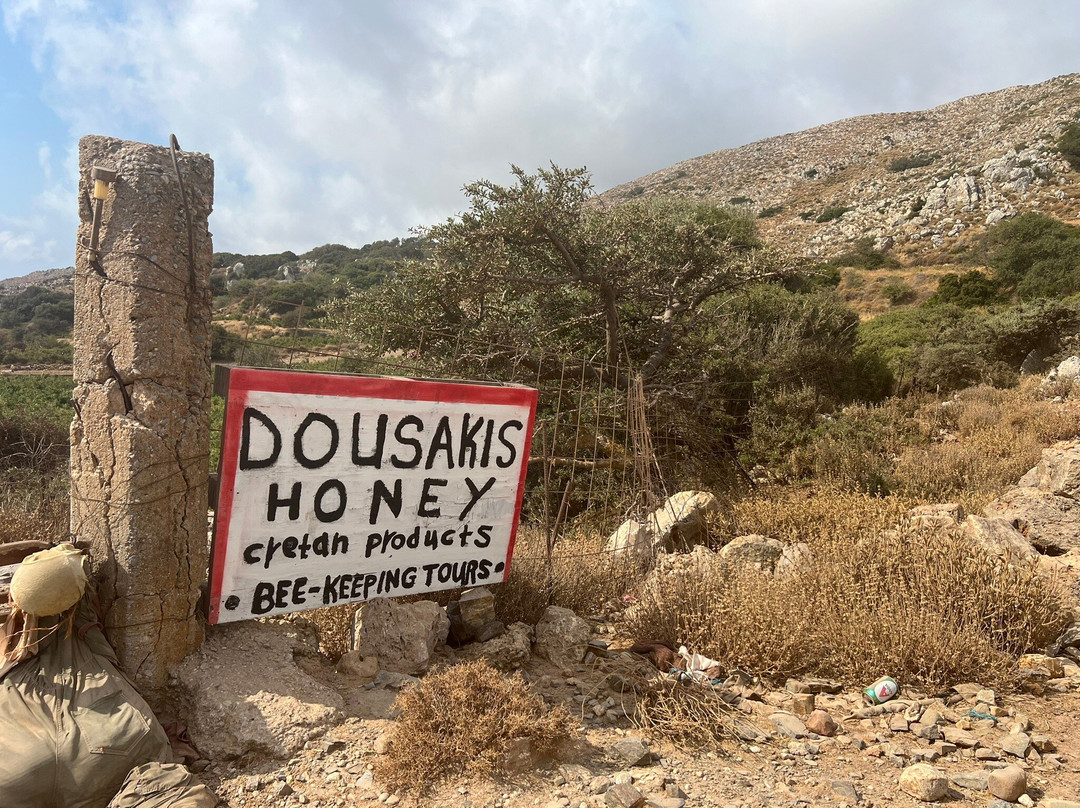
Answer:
186;619;1080;808
170;384;1080;808
602;73;1080;264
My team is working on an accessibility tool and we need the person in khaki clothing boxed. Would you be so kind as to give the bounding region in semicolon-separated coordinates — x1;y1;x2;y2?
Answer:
0;543;215;808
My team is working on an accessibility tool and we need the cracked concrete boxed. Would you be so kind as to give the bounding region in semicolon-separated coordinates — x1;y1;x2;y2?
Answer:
71;135;214;707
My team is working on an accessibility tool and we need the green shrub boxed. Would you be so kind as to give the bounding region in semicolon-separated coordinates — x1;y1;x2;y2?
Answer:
816;205;852;223
830;237;899;270
782;264;841;292
979;212;1080;299
887;152;938;172
882;278;915;305
1056;122;1080;170
0;376;74;427
758;205;783;219
729;196;753;205
858;298;1080;393
929;270;1005;307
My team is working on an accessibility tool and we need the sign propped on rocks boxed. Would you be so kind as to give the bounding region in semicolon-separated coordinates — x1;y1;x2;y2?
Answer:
208;368;537;624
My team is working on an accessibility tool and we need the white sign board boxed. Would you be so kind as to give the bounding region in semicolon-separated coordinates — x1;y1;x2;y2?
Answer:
208;368;537;624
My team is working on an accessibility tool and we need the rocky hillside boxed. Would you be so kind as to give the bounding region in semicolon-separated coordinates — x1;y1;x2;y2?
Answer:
604;73;1080;262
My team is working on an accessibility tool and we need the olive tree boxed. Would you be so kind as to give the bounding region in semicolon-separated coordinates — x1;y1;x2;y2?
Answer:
329;164;782;387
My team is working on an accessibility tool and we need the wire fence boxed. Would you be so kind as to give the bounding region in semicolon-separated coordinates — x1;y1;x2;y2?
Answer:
210;292;687;552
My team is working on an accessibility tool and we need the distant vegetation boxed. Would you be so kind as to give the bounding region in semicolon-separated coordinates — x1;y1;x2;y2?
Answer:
979;211;1080;298
0;287;73;364
887;152;939;173
829;237;899;270
854;212;1080;392
929;270;1005;307
1056;121;1080;170
816;205;851;223
212;237;425;322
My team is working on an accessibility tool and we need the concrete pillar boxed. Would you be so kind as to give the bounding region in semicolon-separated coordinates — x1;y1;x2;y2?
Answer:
71;135;214;700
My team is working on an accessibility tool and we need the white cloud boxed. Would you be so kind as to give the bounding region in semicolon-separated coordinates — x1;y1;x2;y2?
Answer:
2;0;1079;275
0;217;56;264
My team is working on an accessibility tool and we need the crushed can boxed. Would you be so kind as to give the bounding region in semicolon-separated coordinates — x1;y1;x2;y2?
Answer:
863;676;899;705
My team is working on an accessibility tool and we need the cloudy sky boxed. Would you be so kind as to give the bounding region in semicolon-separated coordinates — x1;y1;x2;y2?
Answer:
1;0;1078;279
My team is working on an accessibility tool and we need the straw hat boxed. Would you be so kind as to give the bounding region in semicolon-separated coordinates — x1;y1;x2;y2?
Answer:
9;543;87;617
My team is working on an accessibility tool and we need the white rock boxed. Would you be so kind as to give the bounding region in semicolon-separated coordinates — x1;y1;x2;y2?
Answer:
534;606;591;668
173;621;344;760
899;763;949;801
352;597;449;675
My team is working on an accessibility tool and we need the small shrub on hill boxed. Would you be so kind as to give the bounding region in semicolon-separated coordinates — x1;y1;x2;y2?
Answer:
887;152;938;172
882;278;915;305
728;196;753;205
757;205;783;219
816;205;851;223
929;270;1004;307
1056;121;1080;170
980;212;1080;299
376;660;574;793
829;237;899;270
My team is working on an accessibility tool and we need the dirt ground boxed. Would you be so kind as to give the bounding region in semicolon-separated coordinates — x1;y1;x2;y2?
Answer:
196;643;1080;808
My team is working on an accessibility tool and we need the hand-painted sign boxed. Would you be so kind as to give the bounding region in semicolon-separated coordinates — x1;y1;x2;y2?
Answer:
208;367;537;624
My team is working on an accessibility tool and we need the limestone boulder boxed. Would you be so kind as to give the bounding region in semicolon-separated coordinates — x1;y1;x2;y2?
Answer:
534;606;591;669
352;597;449;675
719;535;785;574
774;542;812;578
604;519;652;565
987;764;1027;801
1045;355;1080;385
474;621;534;671
172;621;344;760
983;487;1080;554
605;491;718;563
906;503;965;529
447;587;503;644
961;515;1036;560
945;175;981;209
647;490;718;551
899;763;949;801
1025;439;1080;498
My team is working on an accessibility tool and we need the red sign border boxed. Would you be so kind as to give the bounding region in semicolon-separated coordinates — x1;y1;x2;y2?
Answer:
208;367;538;624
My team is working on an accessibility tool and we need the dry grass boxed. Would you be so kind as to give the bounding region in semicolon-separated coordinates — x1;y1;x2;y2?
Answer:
712;487;914;546
299;525;643;659
621;658;743;749
627;493;1072;691
837;266;956;320
786;379;1080;510
0;470;69;546
376;659;575;793
492;526;642;626
896;380;1080;510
